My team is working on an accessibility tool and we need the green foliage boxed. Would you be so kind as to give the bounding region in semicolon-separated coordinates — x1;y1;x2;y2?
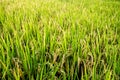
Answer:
0;0;120;80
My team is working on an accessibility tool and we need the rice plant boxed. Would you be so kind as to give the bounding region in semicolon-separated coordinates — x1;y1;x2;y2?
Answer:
0;0;120;80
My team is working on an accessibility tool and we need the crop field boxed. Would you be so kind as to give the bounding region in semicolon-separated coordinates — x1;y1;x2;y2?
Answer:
0;0;120;80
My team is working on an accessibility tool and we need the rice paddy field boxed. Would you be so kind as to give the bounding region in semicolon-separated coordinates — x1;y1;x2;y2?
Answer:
0;0;120;80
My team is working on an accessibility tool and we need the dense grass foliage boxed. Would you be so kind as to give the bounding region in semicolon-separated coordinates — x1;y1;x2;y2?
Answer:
0;0;120;80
